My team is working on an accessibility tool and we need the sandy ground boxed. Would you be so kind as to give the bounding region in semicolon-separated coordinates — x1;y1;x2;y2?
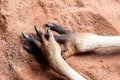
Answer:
0;0;120;80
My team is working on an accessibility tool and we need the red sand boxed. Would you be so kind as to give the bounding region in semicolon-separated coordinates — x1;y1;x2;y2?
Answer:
0;0;120;80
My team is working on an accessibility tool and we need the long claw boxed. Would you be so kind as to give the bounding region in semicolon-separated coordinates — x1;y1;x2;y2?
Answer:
34;26;44;39
47;26;51;34
45;26;51;40
34;26;40;34
45;23;52;28
22;32;29;40
22;32;34;43
22;32;42;48
45;23;67;34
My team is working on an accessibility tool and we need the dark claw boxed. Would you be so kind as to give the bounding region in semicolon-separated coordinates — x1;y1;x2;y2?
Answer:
45;23;67;34
34;26;40;33
35;26;44;38
22;32;42;48
34;26;43;35
22;32;29;40
46;26;51;38
45;23;52;28
47;26;51;34
34;26;44;42
22;32;35;43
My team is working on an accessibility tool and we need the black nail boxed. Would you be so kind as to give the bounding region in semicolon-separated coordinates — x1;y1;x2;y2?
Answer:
22;32;29;40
